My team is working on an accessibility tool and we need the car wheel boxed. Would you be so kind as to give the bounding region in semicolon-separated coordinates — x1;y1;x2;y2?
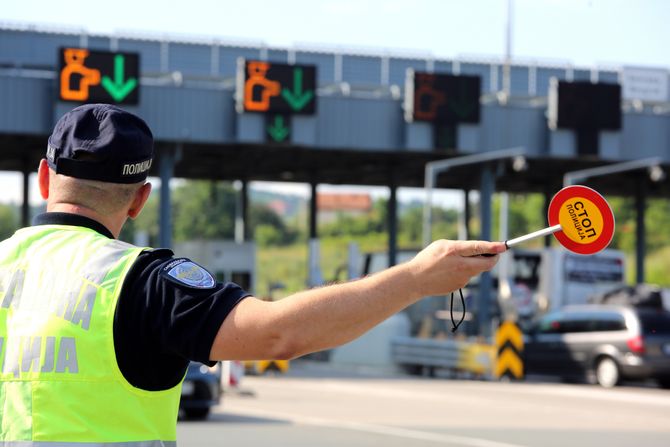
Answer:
183;408;210;420
595;356;620;388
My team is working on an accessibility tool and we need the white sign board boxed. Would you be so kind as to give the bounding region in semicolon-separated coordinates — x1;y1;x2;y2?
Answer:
622;66;669;102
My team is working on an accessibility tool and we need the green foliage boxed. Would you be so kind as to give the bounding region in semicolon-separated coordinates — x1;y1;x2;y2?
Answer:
119;193;159;244
172;181;236;242
399;205;458;244
119;181;670;288
257;233;389;298
254;224;284;246
644;246;670;287
488;193;547;246
249;204;300;245
0;204;18;239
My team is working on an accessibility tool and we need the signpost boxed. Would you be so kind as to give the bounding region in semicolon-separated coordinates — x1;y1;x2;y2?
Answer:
58;48;140;105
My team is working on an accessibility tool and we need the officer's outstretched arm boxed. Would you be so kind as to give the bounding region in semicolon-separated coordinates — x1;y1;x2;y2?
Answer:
209;239;505;361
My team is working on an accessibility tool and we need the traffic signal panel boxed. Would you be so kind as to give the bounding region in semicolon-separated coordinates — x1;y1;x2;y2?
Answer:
59;48;140;105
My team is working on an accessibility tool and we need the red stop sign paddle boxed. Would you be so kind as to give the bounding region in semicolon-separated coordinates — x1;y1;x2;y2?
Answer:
505;185;615;255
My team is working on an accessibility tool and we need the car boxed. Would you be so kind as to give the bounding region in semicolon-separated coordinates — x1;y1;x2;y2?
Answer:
524;305;670;388
179;362;222;420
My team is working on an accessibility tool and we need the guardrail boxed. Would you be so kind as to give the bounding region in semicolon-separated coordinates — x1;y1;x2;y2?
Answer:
391;336;495;378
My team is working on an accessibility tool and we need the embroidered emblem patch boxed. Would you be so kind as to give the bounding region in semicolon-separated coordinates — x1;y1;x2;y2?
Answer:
162;258;216;289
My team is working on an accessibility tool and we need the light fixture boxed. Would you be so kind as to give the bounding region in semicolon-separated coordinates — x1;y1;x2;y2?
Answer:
648;165;666;183
512;155;528;172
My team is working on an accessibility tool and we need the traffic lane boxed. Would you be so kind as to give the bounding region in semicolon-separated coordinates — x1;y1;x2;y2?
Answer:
226;375;670;431
177;411;471;447
191;370;670;447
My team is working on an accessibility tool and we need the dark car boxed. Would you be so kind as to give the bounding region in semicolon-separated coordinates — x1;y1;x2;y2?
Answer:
524;305;670;388
179;362;222;420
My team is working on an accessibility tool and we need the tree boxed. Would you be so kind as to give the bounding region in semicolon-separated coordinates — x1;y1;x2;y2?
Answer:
249;204;300;246
171;181;236;242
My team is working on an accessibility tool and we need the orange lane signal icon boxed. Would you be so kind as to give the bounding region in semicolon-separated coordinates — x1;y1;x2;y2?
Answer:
60;49;101;101
244;62;281;112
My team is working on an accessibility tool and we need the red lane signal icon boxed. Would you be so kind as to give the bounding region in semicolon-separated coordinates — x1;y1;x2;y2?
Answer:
547;185;615;255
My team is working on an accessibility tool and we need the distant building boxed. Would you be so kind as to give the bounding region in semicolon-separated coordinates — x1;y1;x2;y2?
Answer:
267;199;289;216
317;193;372;223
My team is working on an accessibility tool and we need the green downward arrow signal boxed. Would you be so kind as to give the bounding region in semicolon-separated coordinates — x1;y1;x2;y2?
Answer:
267;116;289;142
101;55;138;102
281;67;314;112
449;97;477;120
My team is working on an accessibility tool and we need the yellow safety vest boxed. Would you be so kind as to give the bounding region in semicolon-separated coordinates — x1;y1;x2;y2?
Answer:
0;225;182;446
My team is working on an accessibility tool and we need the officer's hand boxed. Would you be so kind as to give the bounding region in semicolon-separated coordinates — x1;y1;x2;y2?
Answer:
407;240;506;298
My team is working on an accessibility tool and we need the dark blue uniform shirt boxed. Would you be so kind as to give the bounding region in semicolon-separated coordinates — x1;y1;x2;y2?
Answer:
33;213;251;391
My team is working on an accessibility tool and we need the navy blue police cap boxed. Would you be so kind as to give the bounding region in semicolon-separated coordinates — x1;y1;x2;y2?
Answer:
46;104;154;184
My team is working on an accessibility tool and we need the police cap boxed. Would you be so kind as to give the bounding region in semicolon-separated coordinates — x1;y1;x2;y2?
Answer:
46;104;154;184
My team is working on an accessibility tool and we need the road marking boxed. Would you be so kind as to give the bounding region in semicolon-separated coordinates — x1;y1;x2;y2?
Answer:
245;376;670;409
227;405;528;447
506;384;670;408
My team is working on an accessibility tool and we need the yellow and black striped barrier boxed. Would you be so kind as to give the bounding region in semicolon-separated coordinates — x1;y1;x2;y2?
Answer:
244;360;289;375
495;321;524;380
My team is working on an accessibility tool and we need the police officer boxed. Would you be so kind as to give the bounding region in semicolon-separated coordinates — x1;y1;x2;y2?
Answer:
0;104;504;445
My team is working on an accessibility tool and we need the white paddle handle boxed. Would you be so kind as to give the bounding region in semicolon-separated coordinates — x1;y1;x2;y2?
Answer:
505;224;562;249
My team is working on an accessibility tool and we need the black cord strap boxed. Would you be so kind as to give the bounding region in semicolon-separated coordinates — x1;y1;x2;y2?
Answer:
450;288;466;333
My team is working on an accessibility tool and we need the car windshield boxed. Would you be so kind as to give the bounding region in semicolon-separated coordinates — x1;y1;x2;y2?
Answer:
638;312;670;335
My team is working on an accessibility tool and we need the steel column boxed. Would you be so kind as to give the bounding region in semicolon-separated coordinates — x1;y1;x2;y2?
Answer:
478;164;495;338
635;179;646;284
388;182;398;267
159;148;175;248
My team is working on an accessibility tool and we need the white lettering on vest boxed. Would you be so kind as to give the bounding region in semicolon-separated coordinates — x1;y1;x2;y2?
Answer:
0;336;78;376
1;268;96;331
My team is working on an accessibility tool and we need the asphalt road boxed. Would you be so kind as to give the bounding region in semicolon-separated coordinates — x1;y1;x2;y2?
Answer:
177;361;670;447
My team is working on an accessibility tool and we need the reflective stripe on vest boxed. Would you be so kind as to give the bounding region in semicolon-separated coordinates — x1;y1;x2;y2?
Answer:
0;225;182;443
0;442;176;447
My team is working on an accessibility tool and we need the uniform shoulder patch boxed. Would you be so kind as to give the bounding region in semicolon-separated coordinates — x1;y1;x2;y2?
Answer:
160;258;216;289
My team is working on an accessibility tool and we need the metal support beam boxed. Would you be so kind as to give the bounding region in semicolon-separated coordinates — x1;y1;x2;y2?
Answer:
458;189;471;240
635;179;646;284
309;182;318;239
388;182;398;267
543;185;553;247
234;179;249;243
159;146;176;248
21;164;30;227
478;165;495;338
563;157;662;186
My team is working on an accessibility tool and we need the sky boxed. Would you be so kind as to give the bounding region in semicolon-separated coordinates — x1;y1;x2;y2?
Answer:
2;0;669;206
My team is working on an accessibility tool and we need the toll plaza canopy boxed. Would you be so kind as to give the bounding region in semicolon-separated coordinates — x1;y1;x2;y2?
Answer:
2;25;669;337
1;25;669;196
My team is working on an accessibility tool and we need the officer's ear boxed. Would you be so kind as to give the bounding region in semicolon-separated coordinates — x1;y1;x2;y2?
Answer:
38;159;50;200
128;182;152;219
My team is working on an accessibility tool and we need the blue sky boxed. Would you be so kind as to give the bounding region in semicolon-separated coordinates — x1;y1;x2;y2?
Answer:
2;0;668;205
3;0;669;68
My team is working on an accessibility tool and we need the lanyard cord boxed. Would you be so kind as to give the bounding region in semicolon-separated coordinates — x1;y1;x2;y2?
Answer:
450;288;466;332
